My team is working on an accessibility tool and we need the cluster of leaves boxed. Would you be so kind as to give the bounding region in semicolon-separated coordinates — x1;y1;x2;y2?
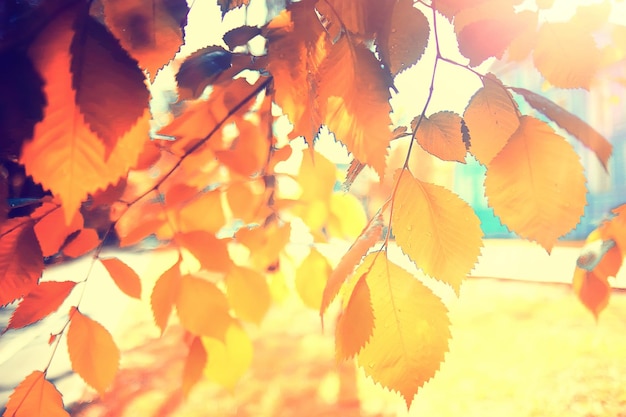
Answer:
0;0;623;414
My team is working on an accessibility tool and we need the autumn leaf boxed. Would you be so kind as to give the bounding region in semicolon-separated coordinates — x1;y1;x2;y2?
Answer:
392;170;483;293
320;213;383;316
484;116;587;251
22;7;151;224
223;26;262;49
70;14;149;156
376;0;429;76
572;268;610;319
327;192;368;240
62;228;101;258
226;180;268;224
355;253;450;407
182;336;208;398
4;371;69;417
218;0;250;17
100;257;142;299
533;20;601;89
6;281;76;331
413;111;467;162
335;273;374;360
102;0;189;81
295;248;331;310
177;189;226;234
0;218;43;307
599;205;626;256
32;202;82;257
214;119;270;177
235;222;291;270
226;266;271;324
463;73;520;165
176;275;233;339
510;87;612;169
67;307;120;394
151;259;182;334
175;231;232;273
317;36;392;178
202;322;253;391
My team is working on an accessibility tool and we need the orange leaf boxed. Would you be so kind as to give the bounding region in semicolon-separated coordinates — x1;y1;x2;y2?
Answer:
67;307;120;394
463;73;520;165
335;273;374;360
377;0;429;76
176;275;232;339
392;170;483;293
572;268;610;319
235;222;291;270
102;0;189;81
62;228;101;258
0;218;43;307
484;116;587;251
32;203;82;257
175;231;232;273
295;248;331;310
533;20;601;89
70;14;149;156
510;87;612;169
22;9;150;223
226;180;268;224
4;371;69;417
355;253;450;408
151;259;182;334
317;37;392;178
413;111;467;162
100;257;142;299
320;213;383;316
215;119;270;177
225;266;271;324
182;336;208;398
177;189;226;234
6;281;76;331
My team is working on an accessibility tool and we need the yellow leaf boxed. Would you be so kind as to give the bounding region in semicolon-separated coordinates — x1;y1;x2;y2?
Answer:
67;308;120;394
413;111;467;163
4;371;69;417
355;253;450;408
296;248;331;309
235;222;291;270
533;20;601;89
463;73;520;165
484;116;587;251
202;322;253;391
391;170;483;293
291;151;336;231
176;275;233;339
335;273;374;360
317;37;392;178
226;266;271;324
327;192;368;240
182;337;208;398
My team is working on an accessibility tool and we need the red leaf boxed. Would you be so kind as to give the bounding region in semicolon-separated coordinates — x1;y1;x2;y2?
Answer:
6;281;76;331
67;307;120;394
61;228;101;258
0;218;43;307
32;202;82;257
100;257;142;299
573;268;610;319
4;371;69;417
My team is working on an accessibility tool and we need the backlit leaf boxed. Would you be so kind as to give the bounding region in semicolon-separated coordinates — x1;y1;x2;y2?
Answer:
377;0;429;76
176;275;232;339
335;273;374;360
177;189;226;234
463;73;520;165
356;253;450;408
151;259;182;334
67;307;120;394
510;87;612;169
102;0;189;81
572;268;610;319
321;213;383;316
533;20;600;89
70;15;149;156
291;151;336;231
484;116;587;251
100;257;142;299
62;228;101;258
413;111;467;162
202;322;253;391
317;37;392;178
214;119;270;177
235;222;291;270
226;266;271;324
392;170;483;293
4;371;69;417
182;337;208;398
175;231;232;272
0;218;43;307
6;281;76;331
32;202;82;257
327;192;368;240
296;248;331;310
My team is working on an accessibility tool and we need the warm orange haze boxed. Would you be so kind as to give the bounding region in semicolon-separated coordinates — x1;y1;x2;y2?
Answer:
0;0;625;416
